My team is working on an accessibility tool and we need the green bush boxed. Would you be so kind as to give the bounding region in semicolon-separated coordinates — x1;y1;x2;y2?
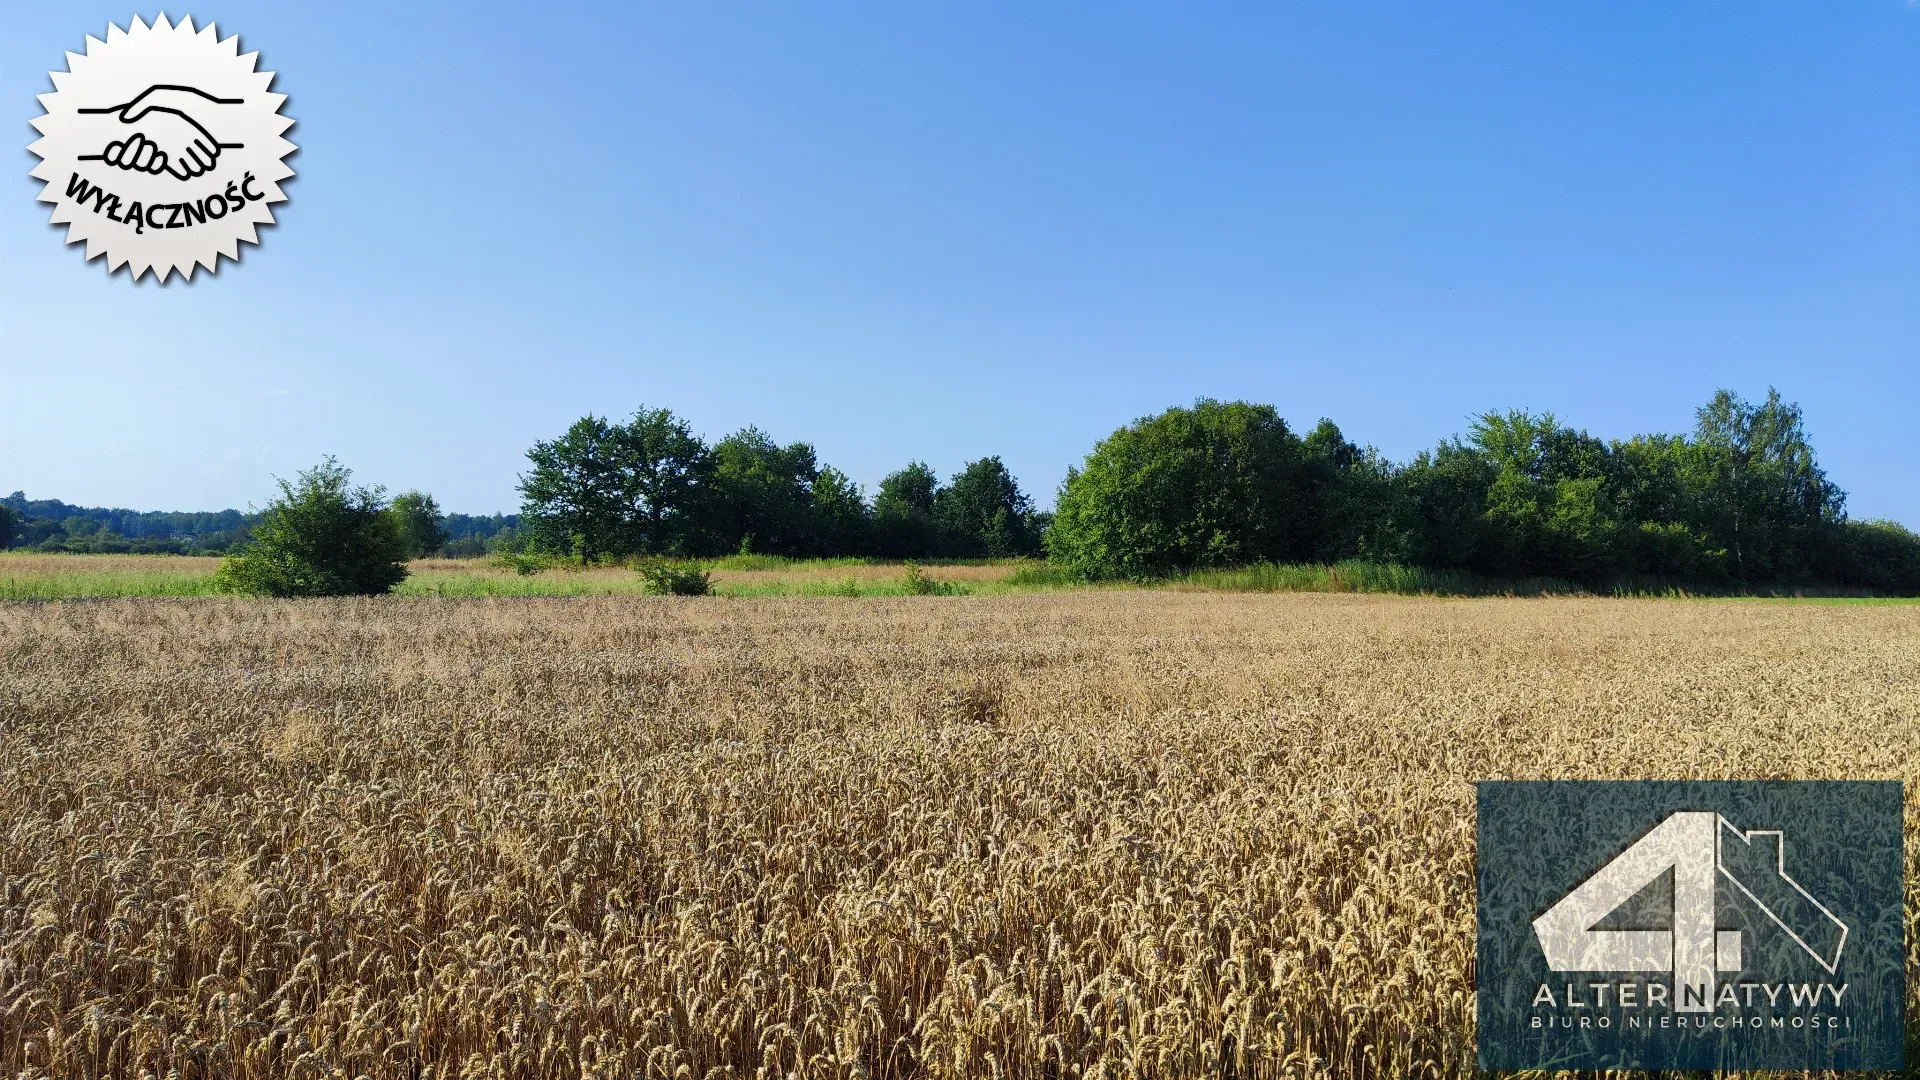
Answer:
1047;399;1312;579
636;559;712;596
215;459;409;597
902;561;961;596
1835;520;1920;595
490;552;558;576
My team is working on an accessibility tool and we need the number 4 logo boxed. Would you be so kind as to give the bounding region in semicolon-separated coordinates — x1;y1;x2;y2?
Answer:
1532;811;1848;1012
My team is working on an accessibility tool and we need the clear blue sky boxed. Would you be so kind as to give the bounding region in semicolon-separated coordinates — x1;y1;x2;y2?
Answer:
5;3;1916;521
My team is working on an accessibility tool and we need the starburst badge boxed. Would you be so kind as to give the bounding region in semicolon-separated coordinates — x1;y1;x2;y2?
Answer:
28;14;297;282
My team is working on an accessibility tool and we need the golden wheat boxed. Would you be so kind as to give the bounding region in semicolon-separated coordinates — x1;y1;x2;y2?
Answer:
0;594;1914;1078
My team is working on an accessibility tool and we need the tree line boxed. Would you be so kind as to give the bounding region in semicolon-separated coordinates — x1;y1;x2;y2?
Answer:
0;490;516;557
7;387;1918;595
514;410;1047;561
513;389;1918;592
1049;390;1918;591
0;493;250;554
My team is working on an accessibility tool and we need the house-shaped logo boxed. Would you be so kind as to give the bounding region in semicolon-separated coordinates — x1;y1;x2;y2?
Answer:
1476;781;1903;1071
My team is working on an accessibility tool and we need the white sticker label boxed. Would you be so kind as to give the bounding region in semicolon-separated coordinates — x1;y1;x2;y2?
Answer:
28;14;297;282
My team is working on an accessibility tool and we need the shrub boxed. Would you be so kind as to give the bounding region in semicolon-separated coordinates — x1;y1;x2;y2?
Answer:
491;553;556;576
1177;559;1581;597
903;561;961;596
637;559;712;596
819;577;864;597
215;458;410;597
1834;520;1920;595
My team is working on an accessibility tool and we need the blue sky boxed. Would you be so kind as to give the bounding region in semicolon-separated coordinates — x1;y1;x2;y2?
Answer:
4;3;1916;521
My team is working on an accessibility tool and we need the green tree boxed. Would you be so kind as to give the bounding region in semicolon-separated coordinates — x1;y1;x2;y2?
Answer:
873;462;943;557
1300;419;1399;562
810;465;872;556
215;458;410;596
1395;441;1496;571
1688;388;1842;581
389;491;449;558
1466;411;1622;578
518;415;627;560
0;504;15;550
1608;435;1727;579
1047;399;1309;578
518;408;710;560
694;428;824;556
937;457;1040;557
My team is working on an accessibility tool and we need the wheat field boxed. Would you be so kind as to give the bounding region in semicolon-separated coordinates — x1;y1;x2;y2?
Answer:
1;594;1915;1078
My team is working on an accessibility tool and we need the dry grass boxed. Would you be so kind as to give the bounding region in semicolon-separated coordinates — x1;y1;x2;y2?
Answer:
0;554;226;597
0;554;1019;599
0;553;229;576
1;593;1916;1078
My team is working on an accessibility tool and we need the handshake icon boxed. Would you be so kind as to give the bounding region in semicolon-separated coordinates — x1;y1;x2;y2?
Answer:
78;84;245;181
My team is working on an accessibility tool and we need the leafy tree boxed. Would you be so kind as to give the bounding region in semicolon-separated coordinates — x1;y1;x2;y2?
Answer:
518;415;629;560
1688;388;1842;581
612;408;714;555
694;428;828;556
1608;435;1727;579
873;462;943;557
215;458;410;596
1387;393;1844;585
389;491;449;558
810;465;872;556
937;457;1041;557
0;504;14;550
1465;411;1622;577
441;512;519;545
1047;399;1310;578
1393;441;1495;570
875;462;938;519
1028;509;1056;545
439;513;520;558
1299;419;1398;562
518;408;709;560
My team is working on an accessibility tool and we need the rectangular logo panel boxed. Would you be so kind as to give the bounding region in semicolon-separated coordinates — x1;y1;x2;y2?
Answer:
1477;781;1903;1071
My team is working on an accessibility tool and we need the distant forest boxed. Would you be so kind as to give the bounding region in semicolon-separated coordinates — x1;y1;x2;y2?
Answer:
0;492;517;557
